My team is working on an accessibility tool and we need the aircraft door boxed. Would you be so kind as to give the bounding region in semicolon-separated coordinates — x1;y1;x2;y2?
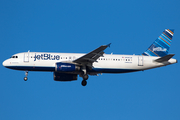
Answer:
138;56;143;66
24;52;29;62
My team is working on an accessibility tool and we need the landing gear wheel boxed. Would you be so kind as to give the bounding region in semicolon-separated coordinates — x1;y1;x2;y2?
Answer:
24;71;28;81
81;80;87;86
24;77;28;81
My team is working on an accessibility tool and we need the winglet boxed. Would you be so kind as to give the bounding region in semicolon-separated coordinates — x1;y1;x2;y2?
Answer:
154;54;175;62
107;43;111;48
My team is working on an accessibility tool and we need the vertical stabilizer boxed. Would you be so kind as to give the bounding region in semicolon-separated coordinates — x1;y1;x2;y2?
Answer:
142;29;174;57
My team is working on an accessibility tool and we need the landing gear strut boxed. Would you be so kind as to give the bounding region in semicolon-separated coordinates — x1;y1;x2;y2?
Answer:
80;66;89;86
81;74;89;86
24;71;28;81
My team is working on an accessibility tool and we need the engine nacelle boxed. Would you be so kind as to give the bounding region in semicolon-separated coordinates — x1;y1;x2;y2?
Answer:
54;72;77;81
55;62;80;72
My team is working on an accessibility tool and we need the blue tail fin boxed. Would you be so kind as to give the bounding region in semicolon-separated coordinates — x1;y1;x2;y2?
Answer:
142;29;174;57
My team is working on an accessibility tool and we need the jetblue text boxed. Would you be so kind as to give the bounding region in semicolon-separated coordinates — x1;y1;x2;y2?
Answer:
34;54;60;61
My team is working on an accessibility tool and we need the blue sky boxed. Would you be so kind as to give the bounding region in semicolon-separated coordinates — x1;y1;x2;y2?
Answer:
0;0;180;120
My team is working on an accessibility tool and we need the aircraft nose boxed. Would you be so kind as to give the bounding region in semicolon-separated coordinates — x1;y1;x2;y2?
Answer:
2;60;8;67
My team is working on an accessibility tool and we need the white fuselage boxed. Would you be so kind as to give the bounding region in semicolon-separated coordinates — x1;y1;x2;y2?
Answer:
2;52;177;74
2;29;177;86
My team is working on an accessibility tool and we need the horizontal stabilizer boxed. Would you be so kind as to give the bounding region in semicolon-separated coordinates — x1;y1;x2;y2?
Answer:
154;54;175;62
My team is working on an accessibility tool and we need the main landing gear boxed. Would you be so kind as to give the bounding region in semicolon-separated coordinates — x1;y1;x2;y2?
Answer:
80;66;89;86
81;74;89;86
24;71;28;81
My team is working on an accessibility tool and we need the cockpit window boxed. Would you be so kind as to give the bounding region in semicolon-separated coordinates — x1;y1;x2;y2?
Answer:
11;56;18;58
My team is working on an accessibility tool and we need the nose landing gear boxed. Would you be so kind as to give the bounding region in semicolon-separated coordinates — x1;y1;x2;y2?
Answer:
24;71;28;81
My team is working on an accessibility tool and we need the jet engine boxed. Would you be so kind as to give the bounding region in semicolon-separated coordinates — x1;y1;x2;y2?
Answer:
54;72;77;81
55;62;80;72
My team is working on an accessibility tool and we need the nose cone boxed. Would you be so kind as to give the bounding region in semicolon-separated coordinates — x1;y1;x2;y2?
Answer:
2;60;8;67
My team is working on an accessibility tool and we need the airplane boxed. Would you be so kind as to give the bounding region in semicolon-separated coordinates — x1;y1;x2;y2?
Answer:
2;29;177;86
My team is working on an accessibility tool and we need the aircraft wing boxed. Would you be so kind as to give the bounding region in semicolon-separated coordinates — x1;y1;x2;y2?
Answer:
73;43;111;65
